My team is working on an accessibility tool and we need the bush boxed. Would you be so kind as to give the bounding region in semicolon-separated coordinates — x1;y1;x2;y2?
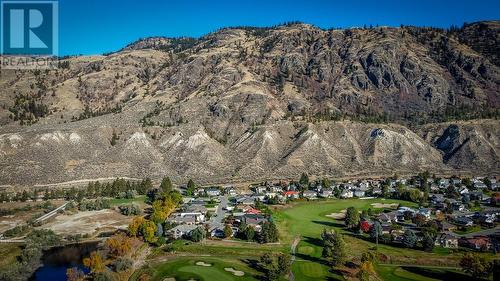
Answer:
113;257;133;272
79;198;111;211
118;204;142;216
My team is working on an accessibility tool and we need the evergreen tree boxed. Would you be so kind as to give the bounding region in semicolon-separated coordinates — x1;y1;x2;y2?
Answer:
402;230;417;248
321;229;346;266
160;176;173;194
186;179;196;196
345;207;360;229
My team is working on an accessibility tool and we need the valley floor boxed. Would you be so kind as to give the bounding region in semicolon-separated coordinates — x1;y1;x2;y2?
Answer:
131;198;495;281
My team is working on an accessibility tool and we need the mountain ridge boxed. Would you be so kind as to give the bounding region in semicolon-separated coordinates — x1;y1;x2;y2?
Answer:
0;21;499;187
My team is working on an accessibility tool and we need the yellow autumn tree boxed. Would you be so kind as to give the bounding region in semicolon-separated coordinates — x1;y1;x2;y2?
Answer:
150;196;176;223
128;216;145;237
66;267;85;281
140;220;157;243
83;251;105;273
105;233;132;257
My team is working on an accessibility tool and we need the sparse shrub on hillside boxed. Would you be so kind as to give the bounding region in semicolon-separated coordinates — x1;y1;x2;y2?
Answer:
79;198;111;211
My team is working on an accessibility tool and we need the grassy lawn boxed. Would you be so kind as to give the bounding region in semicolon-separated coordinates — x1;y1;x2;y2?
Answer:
133;256;261;281
109;195;147;206
0;243;21;270
375;264;477;281
273;198;491;280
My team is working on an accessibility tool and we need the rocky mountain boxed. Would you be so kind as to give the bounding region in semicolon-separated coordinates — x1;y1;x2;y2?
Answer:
0;21;499;187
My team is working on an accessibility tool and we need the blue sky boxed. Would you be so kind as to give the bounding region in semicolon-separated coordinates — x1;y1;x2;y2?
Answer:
57;0;500;55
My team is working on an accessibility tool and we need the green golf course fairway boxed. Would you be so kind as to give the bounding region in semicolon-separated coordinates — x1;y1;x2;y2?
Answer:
141;257;260;281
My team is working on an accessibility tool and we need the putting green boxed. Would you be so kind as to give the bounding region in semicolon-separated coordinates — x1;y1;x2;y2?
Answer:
298;245;314;255
297;262;325;278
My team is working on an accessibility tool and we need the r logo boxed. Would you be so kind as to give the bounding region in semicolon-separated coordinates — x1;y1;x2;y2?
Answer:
1;1;58;55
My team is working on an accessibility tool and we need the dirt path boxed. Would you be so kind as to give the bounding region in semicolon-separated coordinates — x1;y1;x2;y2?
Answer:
289;236;301;281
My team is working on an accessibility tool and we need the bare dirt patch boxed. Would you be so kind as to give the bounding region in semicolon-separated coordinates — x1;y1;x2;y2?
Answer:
0;200;66;232
224;267;245;276
371;203;399;209
325;209;346;219
39;209;131;236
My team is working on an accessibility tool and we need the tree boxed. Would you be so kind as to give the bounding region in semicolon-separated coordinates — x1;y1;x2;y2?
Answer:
223;224;233;238
422;233;435;252
299;173;309;186
360;220;371;233
402;230;417;248
345;207;360;229
190;227;205;242
321;229;346;266
83;251;105;273
369;221;383;246
66;267;86;281
414;213;427;227
259;253;291;281
141;220;158;243
259;221;279;243
105;233;132;257
160;176;173;194
186;179;196;196
113;257;133;272
244;225;255;241
321;178;330;188
110;131;119;146
359;252;378;280
150;196;177;223
128;216;145;236
25;229;61;249
460;253;492;277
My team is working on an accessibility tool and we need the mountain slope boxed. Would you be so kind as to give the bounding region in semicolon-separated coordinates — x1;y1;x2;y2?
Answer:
0;22;499;186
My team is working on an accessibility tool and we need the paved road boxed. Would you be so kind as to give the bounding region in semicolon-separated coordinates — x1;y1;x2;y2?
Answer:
458;226;500;238
34;202;70;223
208;195;228;230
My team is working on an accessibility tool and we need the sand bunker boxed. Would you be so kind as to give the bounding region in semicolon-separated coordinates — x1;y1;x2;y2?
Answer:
326;209;346;219
371;203;399;209
224;267;245;276
195;261;212;267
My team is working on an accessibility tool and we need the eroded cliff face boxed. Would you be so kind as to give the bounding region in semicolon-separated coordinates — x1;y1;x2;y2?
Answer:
0;22;498;186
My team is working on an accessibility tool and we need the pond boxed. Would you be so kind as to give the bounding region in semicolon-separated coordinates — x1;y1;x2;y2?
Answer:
31;242;98;281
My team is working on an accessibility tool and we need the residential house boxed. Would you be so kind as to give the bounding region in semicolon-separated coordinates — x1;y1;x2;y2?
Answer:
372;187;382;196
225;186;237;196
460;236;492;251
236;196;255;205
454;216;474;227
451;178;461;186
206;187;221;197
435;232;458;248
243;214;267;226
319;188;334;198
438;221;457;232
474;182;487;189
302;190;317;199
340;190;353;199
254;186;267;194
167;224;198;239
167;212;204;225
353;189;366;197
378;211;398;224
417;208;431;219
283;191;299;199
470;191;484;201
